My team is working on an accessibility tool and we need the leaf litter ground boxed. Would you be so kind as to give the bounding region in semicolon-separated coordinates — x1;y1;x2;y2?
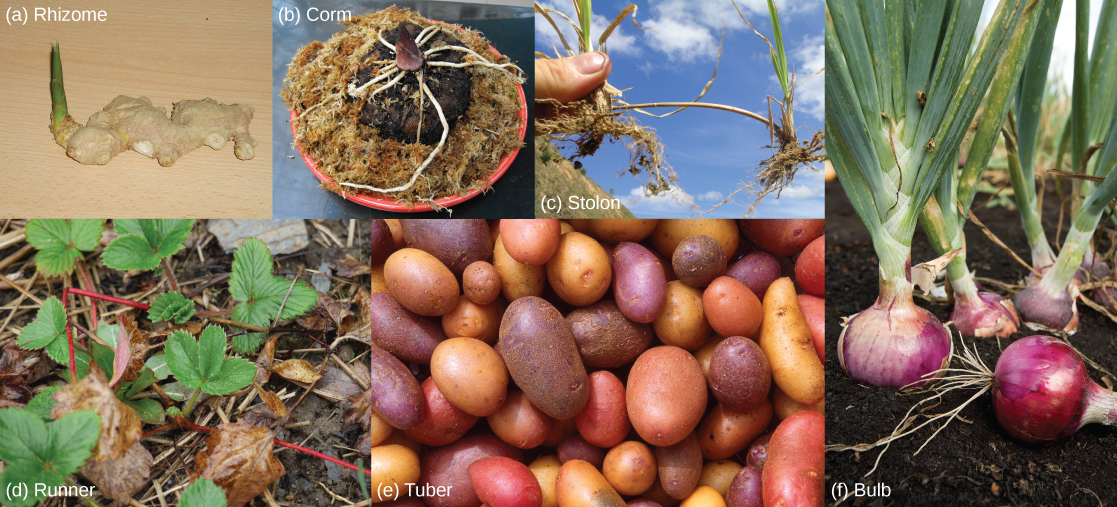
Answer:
0;219;374;507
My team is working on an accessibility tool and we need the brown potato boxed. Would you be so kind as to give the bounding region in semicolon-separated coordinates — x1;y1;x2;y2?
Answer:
567;299;653;368
652;220;739;262
657;433;702;500
627;346;707;447
441;298;502;344
488;390;553;449
493;234;546;302
500;219;561;265
697;402;772;460
603;441;657;496
497;297;589;419
384;248;460;317
672;235;727;287
556;460;626;507
430;337;508;417
463;260;501;305
653;281;711;351
546;232;612;307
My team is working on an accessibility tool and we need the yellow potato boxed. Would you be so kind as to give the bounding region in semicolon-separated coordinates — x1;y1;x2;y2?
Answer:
494;234;546;302
365;445;420;502
652;220;739;259
529;455;562;507
653;281;711;351
603;441;657;496
546;232;612;307
680;486;726;507
759;278;825;406
556;460;626;507
697;460;743;497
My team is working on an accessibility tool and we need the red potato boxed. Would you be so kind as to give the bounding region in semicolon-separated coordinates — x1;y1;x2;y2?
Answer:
737;219;824;256
697;402;772;460
468;456;544;507
762;411;824;507
419;434;524;507
574;371;630;448
702;277;763;339
795;236;824;297
405;377;478;446
627;346;708;447
797;294;825;363
500;219;561;266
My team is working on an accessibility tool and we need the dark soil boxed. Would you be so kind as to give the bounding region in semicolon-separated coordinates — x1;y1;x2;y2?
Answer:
825;180;1117;506
355;23;472;146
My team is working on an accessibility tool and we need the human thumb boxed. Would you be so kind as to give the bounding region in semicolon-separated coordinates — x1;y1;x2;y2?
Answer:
535;52;612;104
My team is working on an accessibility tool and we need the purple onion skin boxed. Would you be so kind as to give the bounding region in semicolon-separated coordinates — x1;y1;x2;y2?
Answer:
1075;252;1111;282
993;335;1117;444
950;291;1020;338
725;466;763;507
1092;285;1117;312
1013;284;1078;333
838;299;952;388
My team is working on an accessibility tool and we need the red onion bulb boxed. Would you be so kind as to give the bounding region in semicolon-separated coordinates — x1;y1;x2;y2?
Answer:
993;335;1117;443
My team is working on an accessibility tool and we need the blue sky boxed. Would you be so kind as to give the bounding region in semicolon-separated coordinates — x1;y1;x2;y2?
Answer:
536;0;825;218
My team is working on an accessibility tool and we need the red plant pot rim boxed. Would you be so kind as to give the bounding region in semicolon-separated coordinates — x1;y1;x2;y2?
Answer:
288;25;526;213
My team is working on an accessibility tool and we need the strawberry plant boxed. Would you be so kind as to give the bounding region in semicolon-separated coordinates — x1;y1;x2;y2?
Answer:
1;219;373;506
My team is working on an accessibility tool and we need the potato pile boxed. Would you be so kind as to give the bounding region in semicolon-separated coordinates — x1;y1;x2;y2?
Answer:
364;219;825;507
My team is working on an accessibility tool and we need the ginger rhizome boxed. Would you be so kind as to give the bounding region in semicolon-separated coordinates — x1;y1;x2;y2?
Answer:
49;43;256;167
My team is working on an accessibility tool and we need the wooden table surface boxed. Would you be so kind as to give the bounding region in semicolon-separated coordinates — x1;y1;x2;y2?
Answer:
0;1;272;217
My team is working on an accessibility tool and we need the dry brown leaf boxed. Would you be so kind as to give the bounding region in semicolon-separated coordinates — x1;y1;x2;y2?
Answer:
342;388;371;431
296;293;353;332
80;440;152;503
345;288;372;336
329;251;371;278
911;248;962;295
116;313;151;384
270;358;321;385
259;389;289;420
255;337;277;386
51;364;141;462
192;420;285;507
0;341;55;408
312;359;368;402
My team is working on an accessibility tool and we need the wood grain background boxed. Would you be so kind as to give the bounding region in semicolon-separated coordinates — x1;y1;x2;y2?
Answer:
0;1;272;217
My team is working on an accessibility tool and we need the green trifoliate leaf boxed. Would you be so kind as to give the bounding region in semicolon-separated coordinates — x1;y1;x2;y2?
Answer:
148;291;196;324
102;219;194;271
17;297;67;363
228;238;317;353
165;326;255;395
0;409;100;506
180;478;227;507
24;386;61;421
25;219;104;277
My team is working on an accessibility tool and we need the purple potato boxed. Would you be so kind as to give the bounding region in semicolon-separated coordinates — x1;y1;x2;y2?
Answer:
368;343;422;430
557;435;605;469
497;297;589;420
370;219;395;264
725;466;763;507
418;433;524;507
369;292;447;363
613;242;668;323
401;219;492;276
727;251;782;298
709;336;771;412
656;432;702;500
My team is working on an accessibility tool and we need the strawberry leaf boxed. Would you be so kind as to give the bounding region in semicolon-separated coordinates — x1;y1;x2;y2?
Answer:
123;398;165;425
102;219;194;271
165;326;255;396
0;409;100;507
17;297;67;363
145;353;171;380
228;238;317;353
149;291;196;324
25;219;104;277
25;386;61;421
180;478;227;507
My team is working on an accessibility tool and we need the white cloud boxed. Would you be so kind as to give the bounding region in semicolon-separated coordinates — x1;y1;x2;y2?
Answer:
535;0;638;57
789;34;824;121
697;191;725;201
775;184;822;199
619;185;699;214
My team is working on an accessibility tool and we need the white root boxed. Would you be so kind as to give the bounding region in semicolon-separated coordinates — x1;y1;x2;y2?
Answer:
340;80;448;194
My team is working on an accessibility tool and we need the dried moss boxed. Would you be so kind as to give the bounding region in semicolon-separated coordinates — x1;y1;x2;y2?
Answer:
281;7;524;205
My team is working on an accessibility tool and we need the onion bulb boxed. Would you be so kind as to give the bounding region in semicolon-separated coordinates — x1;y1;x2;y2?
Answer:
993;335;1117;444
950;291;1019;338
